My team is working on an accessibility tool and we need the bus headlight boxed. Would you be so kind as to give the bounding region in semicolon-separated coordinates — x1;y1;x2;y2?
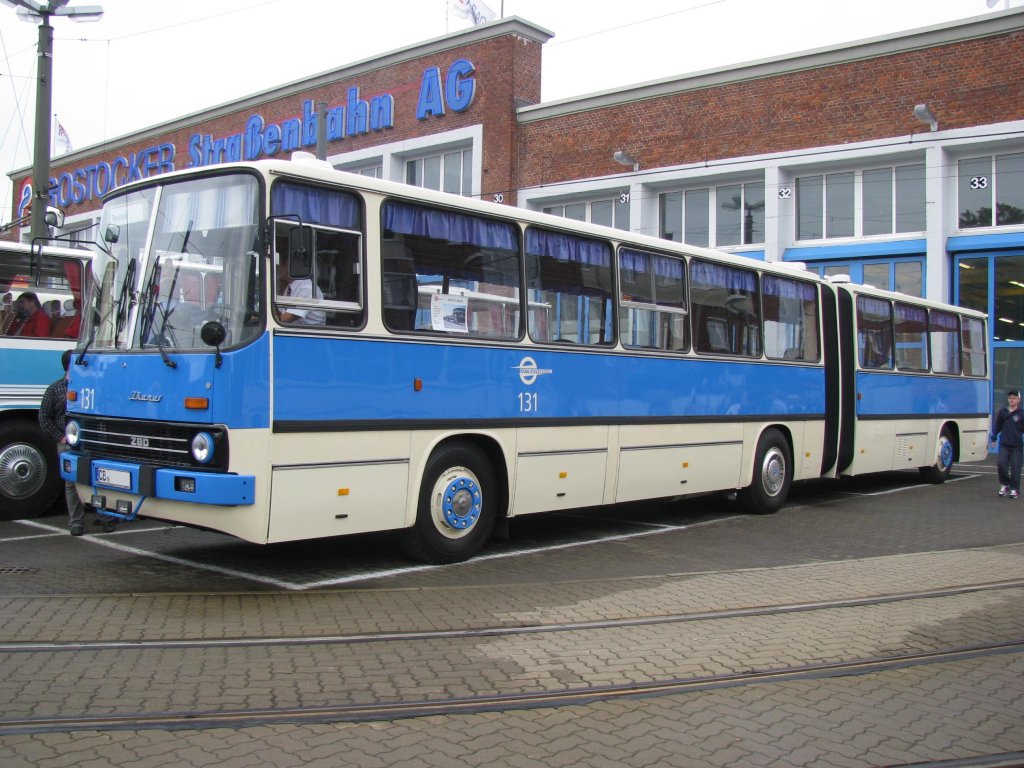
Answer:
65;420;80;447
191;432;214;464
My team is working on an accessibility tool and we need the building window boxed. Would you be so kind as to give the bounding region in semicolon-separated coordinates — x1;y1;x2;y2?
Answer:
863;164;926;235
357;166;382;179
812;258;923;297
659;181;763;247
544;193;630;231
405;149;473;196
799;166;926;241
797;173;855;240
958;153;1024;228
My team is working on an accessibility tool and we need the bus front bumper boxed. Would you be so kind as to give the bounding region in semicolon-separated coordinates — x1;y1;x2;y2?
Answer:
60;454;255;518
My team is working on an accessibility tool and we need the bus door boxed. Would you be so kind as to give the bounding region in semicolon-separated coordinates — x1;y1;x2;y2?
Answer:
819;283;840;477
834;286;857;475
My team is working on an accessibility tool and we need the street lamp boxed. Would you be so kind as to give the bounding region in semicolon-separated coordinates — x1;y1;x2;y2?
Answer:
1;1;103;242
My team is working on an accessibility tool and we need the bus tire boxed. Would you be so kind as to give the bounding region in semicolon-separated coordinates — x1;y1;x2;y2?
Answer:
401;443;496;564
919;427;955;484
740;428;792;515
0;420;61;520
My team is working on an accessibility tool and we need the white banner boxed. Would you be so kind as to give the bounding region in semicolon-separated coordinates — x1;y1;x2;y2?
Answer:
55;120;73;155
450;0;496;25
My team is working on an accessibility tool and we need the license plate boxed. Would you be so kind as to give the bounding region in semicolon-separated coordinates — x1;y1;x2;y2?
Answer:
95;467;131;490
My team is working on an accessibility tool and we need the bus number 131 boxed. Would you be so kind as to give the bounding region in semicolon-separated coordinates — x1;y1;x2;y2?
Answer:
518;392;538;413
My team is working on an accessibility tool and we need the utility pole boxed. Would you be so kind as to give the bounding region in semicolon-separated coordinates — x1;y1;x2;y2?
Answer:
1;1;104;241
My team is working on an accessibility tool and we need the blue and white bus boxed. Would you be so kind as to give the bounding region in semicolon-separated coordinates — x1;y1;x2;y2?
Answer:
61;158;990;562
0;241;90;518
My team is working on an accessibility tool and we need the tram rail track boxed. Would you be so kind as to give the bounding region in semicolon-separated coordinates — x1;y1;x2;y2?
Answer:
0;578;1020;737
0;639;1019;735
1;577;1021;653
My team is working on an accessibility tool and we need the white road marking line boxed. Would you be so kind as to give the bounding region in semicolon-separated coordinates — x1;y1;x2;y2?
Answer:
14;518;300;590
838;473;979;496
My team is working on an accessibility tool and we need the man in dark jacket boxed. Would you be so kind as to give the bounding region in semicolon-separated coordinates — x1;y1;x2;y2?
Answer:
38;350;86;534
990;388;1024;499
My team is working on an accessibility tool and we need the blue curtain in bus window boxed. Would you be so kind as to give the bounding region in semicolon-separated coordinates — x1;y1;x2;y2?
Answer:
691;261;756;294
527;229;610;268
763;275;813;302
271;183;360;229
382;202;517;250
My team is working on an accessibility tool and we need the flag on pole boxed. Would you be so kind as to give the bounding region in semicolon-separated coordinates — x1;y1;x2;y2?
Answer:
55;119;73;155
450;0;496;25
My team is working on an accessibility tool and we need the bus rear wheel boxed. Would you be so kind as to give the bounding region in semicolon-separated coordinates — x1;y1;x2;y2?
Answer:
920;427;955;484
401;443;496;564
740;428;792;515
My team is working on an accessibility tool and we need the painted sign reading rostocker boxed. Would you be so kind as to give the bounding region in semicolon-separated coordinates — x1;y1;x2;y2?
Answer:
16;60;477;218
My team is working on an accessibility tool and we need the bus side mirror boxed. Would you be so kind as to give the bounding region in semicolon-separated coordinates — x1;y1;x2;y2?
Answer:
104;224;121;244
201;321;227;369
288;227;313;280
45;206;65;228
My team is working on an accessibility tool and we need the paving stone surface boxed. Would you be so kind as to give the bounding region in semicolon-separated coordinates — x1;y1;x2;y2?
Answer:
0;463;1021;766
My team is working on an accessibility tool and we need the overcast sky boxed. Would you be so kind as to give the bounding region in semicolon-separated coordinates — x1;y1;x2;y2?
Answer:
0;0;1018;221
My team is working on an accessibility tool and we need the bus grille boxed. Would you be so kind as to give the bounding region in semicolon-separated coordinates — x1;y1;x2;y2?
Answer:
75;416;227;470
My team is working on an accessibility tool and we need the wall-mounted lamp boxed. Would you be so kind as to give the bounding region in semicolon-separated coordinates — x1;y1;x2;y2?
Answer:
913;103;938;132
613;150;639;171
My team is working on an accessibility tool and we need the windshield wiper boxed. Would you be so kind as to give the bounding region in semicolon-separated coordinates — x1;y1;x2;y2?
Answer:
149;297;178;369
112;257;137;349
77;254;133;366
138;261;179;369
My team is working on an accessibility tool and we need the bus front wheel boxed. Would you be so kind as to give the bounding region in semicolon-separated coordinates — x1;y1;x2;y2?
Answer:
920;427;955;484
0;420;61;520
740;428;792;515
401;443;496;564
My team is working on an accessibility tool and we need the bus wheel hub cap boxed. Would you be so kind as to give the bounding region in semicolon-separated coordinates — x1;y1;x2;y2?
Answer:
0;444;46;499
442;478;481;530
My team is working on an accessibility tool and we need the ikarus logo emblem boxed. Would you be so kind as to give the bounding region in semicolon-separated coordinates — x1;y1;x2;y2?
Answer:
513;356;552;386
129;392;163;402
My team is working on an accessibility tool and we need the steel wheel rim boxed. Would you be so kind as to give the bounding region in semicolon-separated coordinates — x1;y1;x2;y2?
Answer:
430;466;482;540
761;447;786;498
0;443;47;500
938;435;953;470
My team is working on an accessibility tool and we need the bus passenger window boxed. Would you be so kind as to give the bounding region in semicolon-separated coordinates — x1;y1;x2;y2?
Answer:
690;260;761;356
894;302;928;371
526;228;613;345
618;248;688;352
381;201;522;339
856;295;894;369
762;276;818;362
961;316;987;377
929;309;962;375
270;182;365;329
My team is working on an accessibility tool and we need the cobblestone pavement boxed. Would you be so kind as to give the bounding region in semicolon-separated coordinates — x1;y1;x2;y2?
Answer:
0;463;1022;767
0;544;1021;767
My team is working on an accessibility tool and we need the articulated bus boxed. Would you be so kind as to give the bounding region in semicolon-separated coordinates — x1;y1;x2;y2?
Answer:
0;241;91;518
61;158;990;562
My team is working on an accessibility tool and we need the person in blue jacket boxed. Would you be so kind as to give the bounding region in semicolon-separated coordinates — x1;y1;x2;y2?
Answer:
990;389;1024;499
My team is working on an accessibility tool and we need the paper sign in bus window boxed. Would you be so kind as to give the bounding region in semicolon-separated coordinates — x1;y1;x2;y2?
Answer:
431;293;469;333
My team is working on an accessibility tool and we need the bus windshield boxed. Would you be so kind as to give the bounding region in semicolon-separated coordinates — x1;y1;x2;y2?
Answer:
82;173;263;353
